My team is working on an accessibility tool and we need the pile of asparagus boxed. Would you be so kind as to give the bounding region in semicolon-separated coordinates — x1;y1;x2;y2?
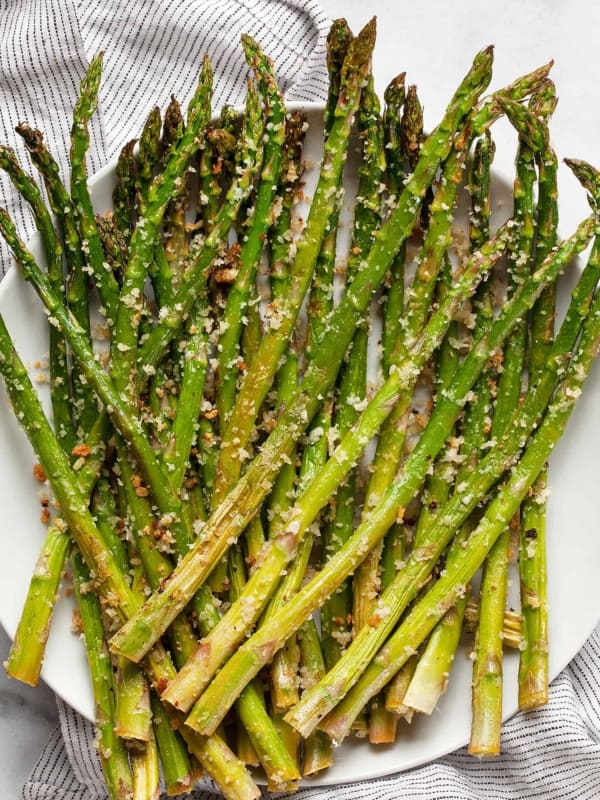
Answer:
2;16;600;799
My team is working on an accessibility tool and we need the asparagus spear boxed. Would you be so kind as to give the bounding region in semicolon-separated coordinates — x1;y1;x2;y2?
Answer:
70;54;120;321
299;20;354;501
402;130;497;716
72;553;134;800
321;71;385;669
136;106;162;200
350;71;406;647
317;290;600;741
14;124;95;436
470;99;537;755
5;522;70;686
161;277;210;492
184;214;593;735
380;73;407;368
268;22;353;724
154;96;182;303
228;525;302;790
206;39;288;592
399;266;463;720
511;83;559;713
112;138;137;245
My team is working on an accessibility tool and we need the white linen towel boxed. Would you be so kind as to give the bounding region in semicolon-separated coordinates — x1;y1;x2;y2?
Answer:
0;2;598;798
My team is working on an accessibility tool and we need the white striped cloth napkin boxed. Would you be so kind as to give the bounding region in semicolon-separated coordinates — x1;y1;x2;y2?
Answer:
0;2;598;798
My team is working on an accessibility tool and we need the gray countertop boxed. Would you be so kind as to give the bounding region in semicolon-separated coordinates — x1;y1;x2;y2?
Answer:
0;628;57;797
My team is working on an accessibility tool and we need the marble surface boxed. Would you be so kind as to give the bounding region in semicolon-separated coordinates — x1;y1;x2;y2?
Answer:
0;628;58;797
2;0;600;797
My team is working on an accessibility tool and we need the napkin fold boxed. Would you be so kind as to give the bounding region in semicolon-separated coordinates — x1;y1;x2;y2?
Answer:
0;1;598;798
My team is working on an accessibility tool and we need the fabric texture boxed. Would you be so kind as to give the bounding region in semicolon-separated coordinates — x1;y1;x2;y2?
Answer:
0;1;597;798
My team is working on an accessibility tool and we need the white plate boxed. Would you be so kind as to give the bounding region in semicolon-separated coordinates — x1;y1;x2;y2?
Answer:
1;102;599;787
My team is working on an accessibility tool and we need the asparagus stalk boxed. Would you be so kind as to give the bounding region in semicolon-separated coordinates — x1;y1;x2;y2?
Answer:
182;212;592;736
14;123;98;435
512;83;559;712
136;106;162;201
321;71;385;669
469;93;538;756
5;523;70;686
16;124;89;319
130;737;160;800
402;131;497;716
400;264;463;719
380;73;407;369
207;40;288;592
227;522;302;790
154;96;182;303
268;23;353;723
113;46;535;664
299;17;353;487
72;553;134;800
297;621;334;775
196;121;220;238
268;367;301;713
317;291;600;741
350;72;406;647
70;54;120;321
161;276;210;492
6;396;108;682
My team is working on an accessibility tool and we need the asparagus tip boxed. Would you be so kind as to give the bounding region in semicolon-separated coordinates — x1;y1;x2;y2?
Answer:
384;72;406;105
326;18;354;72
497;95;548;152
564;157;600;208
344;17;376;71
